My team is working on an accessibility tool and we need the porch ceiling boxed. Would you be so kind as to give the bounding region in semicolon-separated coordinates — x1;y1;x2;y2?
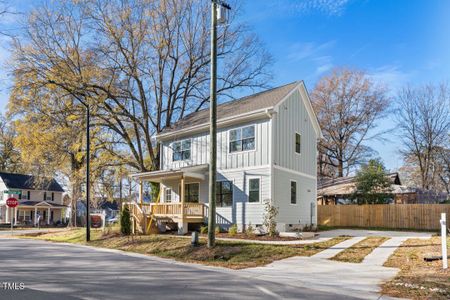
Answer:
131;164;208;183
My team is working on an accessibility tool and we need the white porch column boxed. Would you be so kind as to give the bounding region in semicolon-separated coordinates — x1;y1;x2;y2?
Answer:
15;207;18;225
34;207;37;226
139;180;143;206
47;207;51;225
5;206;9;223
178;176;187;235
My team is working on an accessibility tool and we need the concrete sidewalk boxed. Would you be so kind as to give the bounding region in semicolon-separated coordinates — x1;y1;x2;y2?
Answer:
312;236;366;259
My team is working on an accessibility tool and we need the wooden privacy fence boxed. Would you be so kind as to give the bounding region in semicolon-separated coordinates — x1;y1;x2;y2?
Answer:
318;204;450;230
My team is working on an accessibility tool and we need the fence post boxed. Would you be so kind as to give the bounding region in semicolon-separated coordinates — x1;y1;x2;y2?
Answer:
441;213;448;269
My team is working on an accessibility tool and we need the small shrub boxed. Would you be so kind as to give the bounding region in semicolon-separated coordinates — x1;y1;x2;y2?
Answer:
200;225;208;234
215;225;221;234
263;199;279;237
120;206;132;235
228;224;238;236
245;222;255;236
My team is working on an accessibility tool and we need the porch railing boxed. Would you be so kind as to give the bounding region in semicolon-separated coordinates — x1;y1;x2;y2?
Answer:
147;203;205;219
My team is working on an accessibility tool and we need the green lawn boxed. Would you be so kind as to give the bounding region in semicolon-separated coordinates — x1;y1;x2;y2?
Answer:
21;228;350;269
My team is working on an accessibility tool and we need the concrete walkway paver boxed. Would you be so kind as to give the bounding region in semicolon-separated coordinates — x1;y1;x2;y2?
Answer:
312;236;366;259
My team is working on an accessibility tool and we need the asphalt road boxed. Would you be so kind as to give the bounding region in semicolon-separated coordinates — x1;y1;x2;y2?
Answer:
0;238;364;300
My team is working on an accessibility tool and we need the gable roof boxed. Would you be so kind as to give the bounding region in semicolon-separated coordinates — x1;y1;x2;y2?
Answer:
0;172;65;192
159;81;300;136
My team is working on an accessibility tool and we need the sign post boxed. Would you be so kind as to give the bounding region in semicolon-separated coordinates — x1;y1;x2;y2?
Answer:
6;198;19;236
441;213;448;269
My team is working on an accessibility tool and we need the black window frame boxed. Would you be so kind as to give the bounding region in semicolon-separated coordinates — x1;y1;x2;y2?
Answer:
172;139;191;162
290;181;297;204
216;181;233;207
229;125;255;153
27;191;30;200
248;178;260;203
182;183;200;203
43;192;47;201
295;133;301;154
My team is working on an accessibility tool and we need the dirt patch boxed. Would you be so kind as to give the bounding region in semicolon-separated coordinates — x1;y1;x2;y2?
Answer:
382;237;450;300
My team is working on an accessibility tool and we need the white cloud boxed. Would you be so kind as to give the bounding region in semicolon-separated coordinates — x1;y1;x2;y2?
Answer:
368;65;415;92
287;41;335;76
269;0;351;16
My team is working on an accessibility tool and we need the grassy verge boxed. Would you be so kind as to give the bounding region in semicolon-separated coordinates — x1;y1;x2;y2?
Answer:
20;228;350;269
382;237;450;300
330;236;389;263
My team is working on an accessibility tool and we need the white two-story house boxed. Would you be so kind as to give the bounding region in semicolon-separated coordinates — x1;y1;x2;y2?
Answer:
0;172;66;226
131;81;322;234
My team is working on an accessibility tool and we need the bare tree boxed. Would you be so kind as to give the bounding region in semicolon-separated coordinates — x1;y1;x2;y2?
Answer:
311;68;390;178
396;83;450;190
10;0;272;173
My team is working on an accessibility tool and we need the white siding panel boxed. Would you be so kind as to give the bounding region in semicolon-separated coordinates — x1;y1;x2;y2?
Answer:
162;119;271;171
274;89;317;176
273;167;317;228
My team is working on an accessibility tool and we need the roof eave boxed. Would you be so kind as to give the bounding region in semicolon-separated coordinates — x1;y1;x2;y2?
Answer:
156;107;275;141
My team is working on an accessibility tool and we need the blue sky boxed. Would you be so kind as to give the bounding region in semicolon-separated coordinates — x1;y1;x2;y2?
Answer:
1;0;449;171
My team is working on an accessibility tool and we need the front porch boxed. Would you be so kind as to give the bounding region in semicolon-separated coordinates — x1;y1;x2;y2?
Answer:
1;201;66;226
129;165;209;234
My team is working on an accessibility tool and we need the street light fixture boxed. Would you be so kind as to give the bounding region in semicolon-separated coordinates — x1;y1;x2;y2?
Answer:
208;0;231;248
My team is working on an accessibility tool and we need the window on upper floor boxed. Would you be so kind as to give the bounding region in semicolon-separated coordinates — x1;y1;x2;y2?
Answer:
43;192;52;201
229;125;255;153
295;133;301;154
172;139;191;161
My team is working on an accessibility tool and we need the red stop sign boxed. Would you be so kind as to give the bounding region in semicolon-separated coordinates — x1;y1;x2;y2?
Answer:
6;197;18;208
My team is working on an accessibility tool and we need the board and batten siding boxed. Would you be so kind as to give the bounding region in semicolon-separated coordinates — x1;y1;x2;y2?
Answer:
273;88;317;176
273;167;317;230
161;119;271;171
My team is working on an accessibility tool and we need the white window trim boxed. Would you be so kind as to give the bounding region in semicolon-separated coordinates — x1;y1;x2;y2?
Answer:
290;180;297;205
246;176;262;204
171;138;192;162
228;125;257;155
295;132;301;155
215;179;234;208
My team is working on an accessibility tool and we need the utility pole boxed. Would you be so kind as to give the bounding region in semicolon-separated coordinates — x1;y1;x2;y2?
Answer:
86;105;91;242
208;0;230;248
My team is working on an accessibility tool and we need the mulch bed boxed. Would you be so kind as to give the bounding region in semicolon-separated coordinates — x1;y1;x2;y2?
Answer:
203;232;301;241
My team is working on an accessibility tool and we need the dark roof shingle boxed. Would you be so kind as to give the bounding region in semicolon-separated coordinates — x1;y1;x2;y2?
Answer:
0;172;65;192
160;82;300;135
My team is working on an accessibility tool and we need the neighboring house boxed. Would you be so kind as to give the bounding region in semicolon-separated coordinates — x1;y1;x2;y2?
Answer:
0;172;66;226
317;172;447;205
131;82;322;234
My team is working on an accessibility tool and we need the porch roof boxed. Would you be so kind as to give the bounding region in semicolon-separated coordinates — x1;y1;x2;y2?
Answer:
130;164;208;182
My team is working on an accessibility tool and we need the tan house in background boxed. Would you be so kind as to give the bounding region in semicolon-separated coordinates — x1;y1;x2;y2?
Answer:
317;172;447;205
0;172;66;226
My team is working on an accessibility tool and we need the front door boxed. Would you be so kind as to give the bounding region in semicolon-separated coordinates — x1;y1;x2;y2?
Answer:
182;183;200;203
